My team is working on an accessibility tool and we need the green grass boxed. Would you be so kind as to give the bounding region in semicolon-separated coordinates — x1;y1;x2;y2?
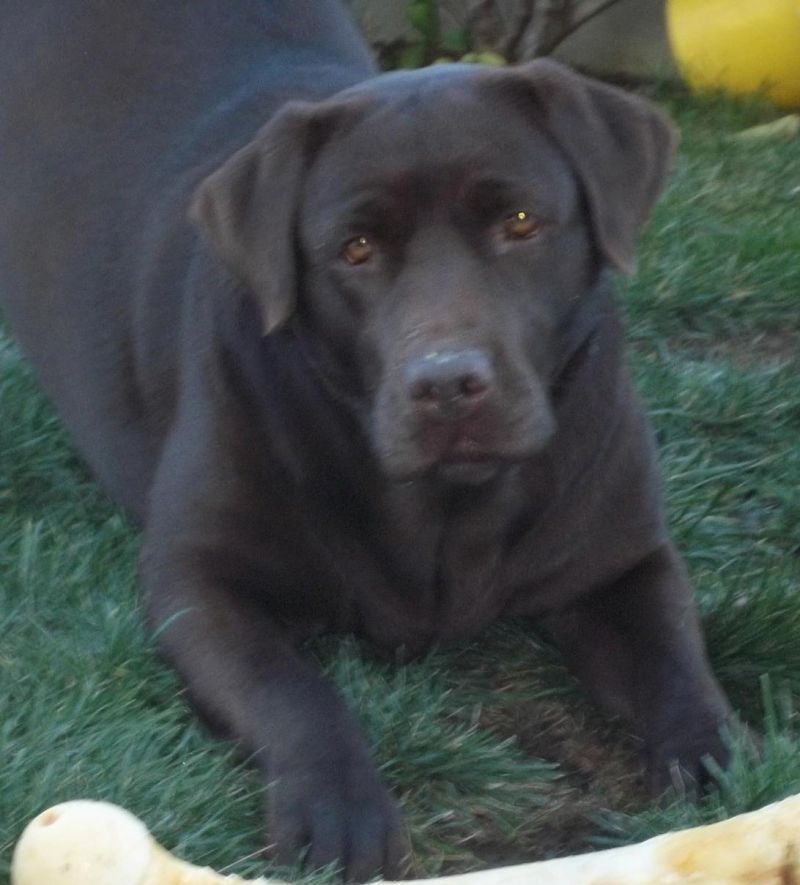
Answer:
2;88;799;881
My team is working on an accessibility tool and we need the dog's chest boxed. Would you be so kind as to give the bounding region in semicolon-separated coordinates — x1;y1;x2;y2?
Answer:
328;473;539;653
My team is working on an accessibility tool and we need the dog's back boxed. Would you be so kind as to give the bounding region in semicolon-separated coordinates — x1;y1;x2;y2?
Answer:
0;0;374;515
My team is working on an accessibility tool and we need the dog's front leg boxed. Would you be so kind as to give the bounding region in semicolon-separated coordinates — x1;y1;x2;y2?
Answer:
138;536;408;882
543;543;733;794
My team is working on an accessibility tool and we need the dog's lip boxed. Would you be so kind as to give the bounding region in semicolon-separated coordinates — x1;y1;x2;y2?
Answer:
383;446;523;485
382;418;553;481
431;432;538;467
441;435;493;462
435;459;502;486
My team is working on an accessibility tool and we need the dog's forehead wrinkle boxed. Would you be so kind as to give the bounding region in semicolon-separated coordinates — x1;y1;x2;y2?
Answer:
311;116;575;225
314;166;561;235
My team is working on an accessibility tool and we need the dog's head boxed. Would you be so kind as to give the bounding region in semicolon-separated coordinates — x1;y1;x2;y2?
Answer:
191;60;676;484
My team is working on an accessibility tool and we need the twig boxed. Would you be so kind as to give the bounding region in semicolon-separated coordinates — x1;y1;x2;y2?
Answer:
466;0;503;51
540;0;628;55
502;0;536;62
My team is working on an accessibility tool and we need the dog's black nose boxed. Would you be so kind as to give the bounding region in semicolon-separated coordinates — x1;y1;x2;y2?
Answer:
405;349;494;417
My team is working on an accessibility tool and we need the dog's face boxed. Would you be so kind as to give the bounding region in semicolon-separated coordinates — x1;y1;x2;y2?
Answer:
192;62;676;484
298;79;590;483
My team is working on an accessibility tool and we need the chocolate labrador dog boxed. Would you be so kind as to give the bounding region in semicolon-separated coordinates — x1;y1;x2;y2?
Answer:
0;0;733;878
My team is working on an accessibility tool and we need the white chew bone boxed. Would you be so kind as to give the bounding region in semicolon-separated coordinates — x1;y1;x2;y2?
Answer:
11;794;800;885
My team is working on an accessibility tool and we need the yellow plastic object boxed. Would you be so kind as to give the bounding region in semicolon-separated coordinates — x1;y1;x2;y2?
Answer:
667;0;800;108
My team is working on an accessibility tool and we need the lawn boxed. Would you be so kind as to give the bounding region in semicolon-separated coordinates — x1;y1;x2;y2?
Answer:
1;88;799;882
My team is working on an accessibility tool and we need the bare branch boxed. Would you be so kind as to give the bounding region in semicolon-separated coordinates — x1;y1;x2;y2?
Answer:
540;0;627;55
502;0;537;62
466;0;504;51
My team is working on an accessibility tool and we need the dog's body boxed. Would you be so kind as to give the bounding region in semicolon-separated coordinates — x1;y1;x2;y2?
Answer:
0;1;732;878
0;1;374;513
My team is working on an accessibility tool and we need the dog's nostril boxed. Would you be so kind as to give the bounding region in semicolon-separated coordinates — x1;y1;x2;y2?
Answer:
410;380;441;402
459;374;489;399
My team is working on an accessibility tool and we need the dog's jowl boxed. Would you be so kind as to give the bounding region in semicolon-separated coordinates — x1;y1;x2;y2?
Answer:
0;0;733;878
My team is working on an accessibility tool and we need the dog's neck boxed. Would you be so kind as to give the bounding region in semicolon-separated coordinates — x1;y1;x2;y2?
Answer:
551;268;617;398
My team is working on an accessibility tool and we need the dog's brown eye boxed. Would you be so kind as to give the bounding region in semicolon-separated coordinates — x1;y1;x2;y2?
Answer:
343;236;373;266
503;210;541;240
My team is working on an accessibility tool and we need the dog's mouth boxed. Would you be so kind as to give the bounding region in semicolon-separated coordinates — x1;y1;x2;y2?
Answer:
422;423;506;464
441;433;493;462
435;456;505;485
381;439;515;485
432;435;504;484
390;429;540;486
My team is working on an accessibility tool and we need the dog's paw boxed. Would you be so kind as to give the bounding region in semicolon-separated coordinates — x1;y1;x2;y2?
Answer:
645;719;734;798
265;750;409;881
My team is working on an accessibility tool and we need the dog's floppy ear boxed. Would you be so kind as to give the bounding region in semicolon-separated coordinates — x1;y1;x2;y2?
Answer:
190;98;366;334
485;59;678;273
